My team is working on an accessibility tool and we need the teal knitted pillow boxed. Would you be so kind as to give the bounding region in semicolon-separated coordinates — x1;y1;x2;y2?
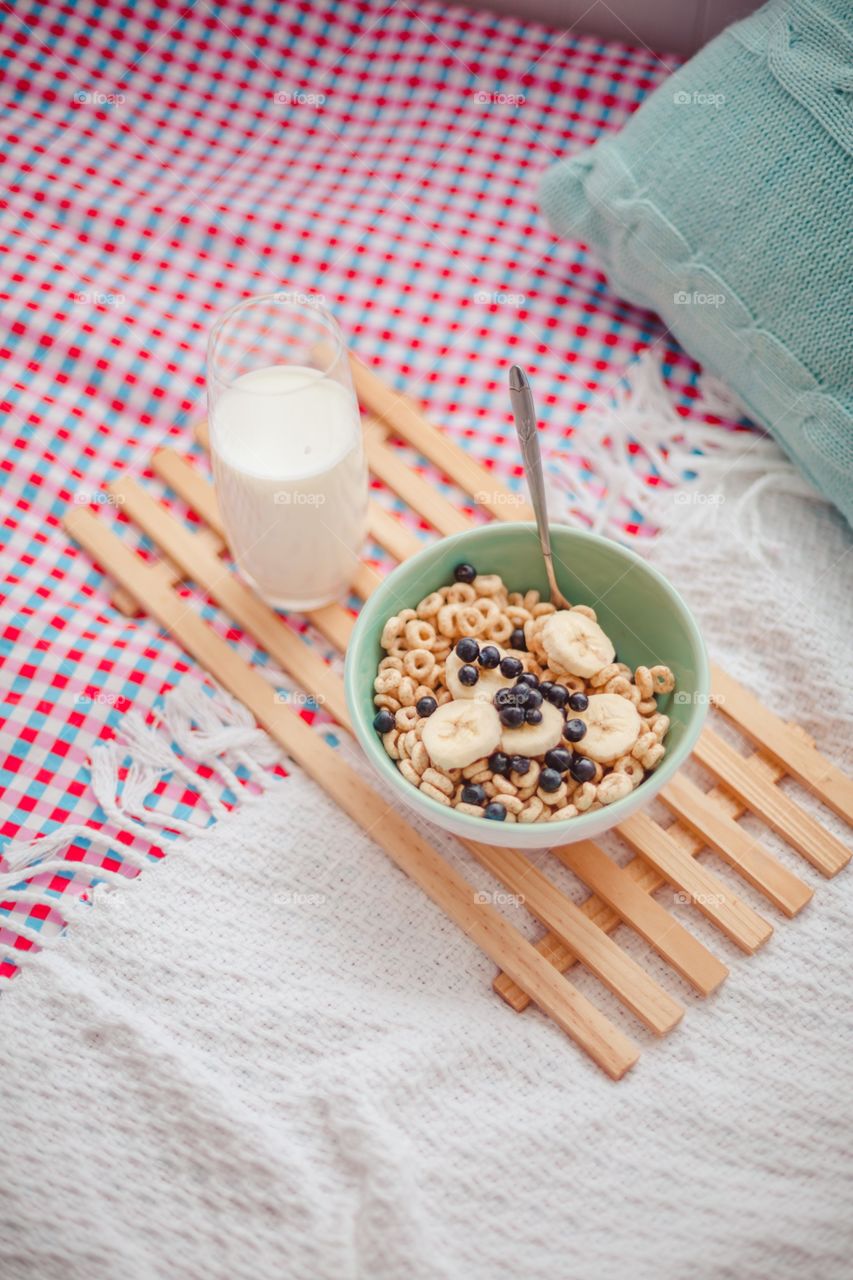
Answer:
540;0;853;528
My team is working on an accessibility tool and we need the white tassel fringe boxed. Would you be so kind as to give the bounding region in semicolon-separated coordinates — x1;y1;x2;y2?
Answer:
0;677;284;978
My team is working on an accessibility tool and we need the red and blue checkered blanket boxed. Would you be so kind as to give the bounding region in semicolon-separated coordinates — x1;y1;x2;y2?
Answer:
0;0;743;978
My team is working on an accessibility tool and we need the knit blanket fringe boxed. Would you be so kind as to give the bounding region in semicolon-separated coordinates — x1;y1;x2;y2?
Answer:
0;681;286;973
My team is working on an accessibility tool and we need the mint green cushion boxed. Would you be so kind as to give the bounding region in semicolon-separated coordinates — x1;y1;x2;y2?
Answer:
540;0;853;528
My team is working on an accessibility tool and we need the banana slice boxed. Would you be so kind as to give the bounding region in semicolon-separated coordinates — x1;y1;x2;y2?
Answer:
577;693;641;762
499;700;564;757
421;699;502;771
445;647;515;701
541;610;615;679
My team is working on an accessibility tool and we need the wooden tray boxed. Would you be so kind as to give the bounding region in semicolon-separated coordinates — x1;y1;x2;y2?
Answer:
63;357;853;1079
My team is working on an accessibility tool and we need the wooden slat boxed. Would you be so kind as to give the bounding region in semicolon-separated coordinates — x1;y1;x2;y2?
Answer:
460;839;684;1035
350;355;535;521
306;601;355;651
111;566;169;617
110;467;224;616
364;420;475;537
661;773;813;918
368;499;422;562
154;447;223;535
552;840;729;996
712;663;853;824
151;448;357;651
617;812;773;954
108;476;353;730
694;729;851;878
351;559;383;601
63;505;640;1079
495;748;798;1011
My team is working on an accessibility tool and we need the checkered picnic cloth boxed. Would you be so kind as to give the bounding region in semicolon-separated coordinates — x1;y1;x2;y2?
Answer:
0;0;739;979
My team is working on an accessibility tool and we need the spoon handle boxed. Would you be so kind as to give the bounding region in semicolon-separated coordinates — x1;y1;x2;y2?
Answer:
509;366;569;609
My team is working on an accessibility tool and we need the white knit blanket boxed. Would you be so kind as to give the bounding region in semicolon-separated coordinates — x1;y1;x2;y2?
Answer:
1;462;852;1280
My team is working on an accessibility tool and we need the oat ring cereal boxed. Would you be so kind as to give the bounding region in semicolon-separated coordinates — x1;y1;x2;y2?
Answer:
436;603;460;637
454;606;484;636
650;714;670;740
374;668;401;694
597;773;633;805
472;574;503;596
614;755;644;786
473;596;500;621
445;582;477;604
395;676;417;707
634;665;653;700
416;591;444;619
404;618;436;650
605;675;641;705
369;563;677;824
373;693;400;712
485;614;514;644
650;665;675;694
380;616;404;650
403;648;436;682
394;704;420;731
641;743;666;770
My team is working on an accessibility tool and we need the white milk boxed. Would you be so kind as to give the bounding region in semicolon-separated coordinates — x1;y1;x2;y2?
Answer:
210;364;367;609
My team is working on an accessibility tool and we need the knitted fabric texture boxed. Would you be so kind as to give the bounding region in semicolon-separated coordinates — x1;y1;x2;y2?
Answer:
0;454;851;1279
539;0;853;529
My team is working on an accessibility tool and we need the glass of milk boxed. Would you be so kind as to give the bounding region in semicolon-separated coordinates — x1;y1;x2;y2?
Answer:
207;292;368;610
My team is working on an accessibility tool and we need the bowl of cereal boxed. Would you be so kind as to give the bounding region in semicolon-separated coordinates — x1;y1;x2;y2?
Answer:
345;522;709;848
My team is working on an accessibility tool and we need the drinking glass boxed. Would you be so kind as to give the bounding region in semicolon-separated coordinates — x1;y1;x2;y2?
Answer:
207;292;367;610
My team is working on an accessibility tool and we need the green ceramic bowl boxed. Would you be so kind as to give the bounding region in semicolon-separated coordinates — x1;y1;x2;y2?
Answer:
345;522;709;848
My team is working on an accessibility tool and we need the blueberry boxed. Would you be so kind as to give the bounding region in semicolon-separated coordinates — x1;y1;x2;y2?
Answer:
544;684;569;710
509;755;531;775
523;686;543;709
454;562;476;583
517;672;539;689
488;752;510;776
545;746;573;773
568;691;589;712
484;801;507;821
458;664;479;687
494;687;518;708
373;709;395;734
539;680;554;698
509;627;527;651
461;783;486;806
416;696;437;717
563;717;587;743
499;655;523;679
539;767;563;793
499;705;525;728
479;645;501;669
525;707;543;724
509;682;530;707
455;637;480;663
569;755;596;783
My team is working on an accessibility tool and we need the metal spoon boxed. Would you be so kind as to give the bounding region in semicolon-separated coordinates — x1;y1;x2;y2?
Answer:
508;365;571;610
